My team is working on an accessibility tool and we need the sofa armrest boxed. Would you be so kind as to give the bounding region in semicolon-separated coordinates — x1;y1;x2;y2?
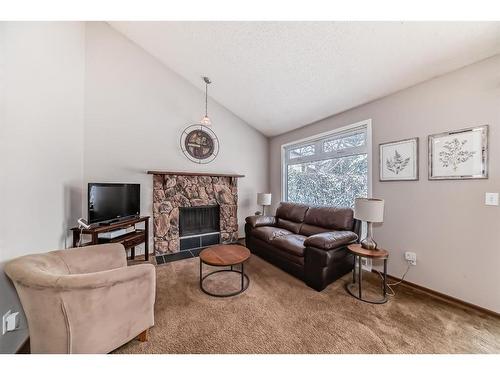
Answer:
54;263;154;290
245;215;276;228
304;231;358;250
58;264;156;353
53;243;127;274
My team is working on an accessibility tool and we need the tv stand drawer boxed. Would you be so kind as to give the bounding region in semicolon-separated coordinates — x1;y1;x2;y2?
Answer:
123;234;145;249
98;229;145;248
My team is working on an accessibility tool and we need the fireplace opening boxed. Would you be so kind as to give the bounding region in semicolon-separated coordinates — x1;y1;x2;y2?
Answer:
179;205;220;236
179;205;221;251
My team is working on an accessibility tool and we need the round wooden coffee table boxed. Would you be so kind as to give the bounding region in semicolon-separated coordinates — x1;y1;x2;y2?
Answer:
346;244;389;304
199;244;251;297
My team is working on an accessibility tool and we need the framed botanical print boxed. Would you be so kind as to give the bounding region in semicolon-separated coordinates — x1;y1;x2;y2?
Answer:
379;137;419;181
428;125;488;180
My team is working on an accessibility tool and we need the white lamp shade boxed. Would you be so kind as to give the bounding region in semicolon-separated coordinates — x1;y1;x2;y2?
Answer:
354;198;384;223
257;193;272;206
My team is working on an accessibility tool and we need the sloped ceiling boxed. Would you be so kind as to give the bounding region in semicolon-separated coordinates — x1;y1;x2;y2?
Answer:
109;22;500;136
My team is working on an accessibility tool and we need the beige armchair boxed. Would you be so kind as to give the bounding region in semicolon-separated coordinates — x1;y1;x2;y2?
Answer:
4;243;155;354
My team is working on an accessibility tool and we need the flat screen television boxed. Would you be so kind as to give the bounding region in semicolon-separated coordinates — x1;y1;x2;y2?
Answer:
88;183;140;225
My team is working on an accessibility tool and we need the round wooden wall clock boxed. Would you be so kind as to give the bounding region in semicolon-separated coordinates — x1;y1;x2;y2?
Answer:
180;124;219;164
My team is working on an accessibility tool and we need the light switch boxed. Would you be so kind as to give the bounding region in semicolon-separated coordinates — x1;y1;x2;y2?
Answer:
485;192;499;206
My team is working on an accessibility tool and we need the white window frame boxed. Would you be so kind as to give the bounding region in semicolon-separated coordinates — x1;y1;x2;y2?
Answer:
280;119;373;203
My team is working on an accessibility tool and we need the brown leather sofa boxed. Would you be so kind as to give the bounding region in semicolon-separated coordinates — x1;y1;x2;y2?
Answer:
245;202;361;291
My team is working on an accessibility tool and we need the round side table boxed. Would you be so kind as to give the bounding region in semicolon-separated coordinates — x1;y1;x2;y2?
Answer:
199;244;251;297
346;244;389;304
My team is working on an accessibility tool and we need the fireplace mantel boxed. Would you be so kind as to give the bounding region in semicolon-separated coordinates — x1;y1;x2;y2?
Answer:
147;171;245;178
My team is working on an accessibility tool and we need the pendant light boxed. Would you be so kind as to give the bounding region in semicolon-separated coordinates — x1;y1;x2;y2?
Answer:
200;76;212;126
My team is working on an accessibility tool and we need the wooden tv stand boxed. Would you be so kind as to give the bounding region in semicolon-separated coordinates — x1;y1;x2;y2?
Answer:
71;216;150;261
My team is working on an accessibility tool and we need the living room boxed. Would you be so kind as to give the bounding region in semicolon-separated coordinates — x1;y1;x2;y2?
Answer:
1;0;499;371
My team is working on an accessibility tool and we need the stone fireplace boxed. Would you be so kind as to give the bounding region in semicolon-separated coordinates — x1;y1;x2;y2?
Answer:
149;171;244;255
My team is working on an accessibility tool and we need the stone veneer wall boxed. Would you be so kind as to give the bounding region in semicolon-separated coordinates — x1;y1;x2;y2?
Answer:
152;174;239;254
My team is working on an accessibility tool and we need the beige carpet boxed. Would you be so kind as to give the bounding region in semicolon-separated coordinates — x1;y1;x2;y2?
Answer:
114;255;500;354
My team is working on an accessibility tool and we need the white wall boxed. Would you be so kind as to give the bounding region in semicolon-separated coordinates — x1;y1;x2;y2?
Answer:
83;22;269;254
269;55;500;313
0;22;85;353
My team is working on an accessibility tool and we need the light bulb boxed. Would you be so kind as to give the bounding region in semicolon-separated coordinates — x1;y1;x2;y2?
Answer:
200;115;212;126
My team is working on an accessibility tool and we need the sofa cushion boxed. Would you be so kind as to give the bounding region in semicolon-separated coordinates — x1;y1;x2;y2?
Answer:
303;231;358;250
245;215;276;228
252;226;292;243
249;235;304;266
271;234;307;257
276;218;302;234
300;223;331;236
276;202;309;222
301;206;354;232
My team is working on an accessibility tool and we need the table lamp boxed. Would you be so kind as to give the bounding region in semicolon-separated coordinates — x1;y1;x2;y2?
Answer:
257;193;272;215
354;198;384;250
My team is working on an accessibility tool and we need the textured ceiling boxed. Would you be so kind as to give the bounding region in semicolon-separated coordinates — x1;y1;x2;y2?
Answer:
109;22;500;136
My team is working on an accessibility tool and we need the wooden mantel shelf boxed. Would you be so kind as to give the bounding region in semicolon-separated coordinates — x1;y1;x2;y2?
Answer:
147;171;245;178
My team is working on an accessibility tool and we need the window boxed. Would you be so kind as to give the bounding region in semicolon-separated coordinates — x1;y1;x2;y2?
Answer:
283;122;370;208
289;144;315;159
323;132;365;152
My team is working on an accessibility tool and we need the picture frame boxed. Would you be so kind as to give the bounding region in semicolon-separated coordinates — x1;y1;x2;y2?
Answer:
379;137;419;181
428;125;488;180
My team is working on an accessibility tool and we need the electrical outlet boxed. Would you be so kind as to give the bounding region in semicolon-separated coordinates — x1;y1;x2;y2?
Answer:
485;192;499;206
405;251;417;266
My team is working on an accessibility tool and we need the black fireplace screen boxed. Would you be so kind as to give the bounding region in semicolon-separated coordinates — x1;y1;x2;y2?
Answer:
179;205;220;237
